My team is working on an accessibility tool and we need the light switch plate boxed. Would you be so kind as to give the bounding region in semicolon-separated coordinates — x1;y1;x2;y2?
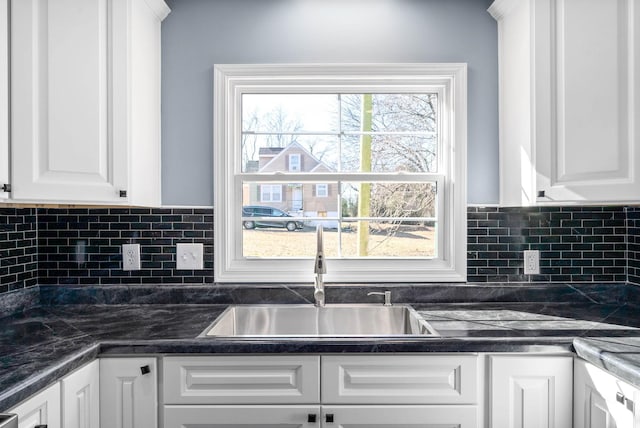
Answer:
176;243;204;270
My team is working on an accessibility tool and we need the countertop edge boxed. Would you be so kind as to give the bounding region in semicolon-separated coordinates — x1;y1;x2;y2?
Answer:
0;343;100;412
573;337;640;389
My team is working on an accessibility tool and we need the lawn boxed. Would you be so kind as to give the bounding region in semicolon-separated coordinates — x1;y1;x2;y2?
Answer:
243;225;436;258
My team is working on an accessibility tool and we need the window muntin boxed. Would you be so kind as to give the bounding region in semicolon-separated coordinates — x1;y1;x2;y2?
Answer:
214;64;467;283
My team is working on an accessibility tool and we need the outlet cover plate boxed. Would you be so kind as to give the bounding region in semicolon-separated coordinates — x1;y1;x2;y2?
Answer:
122;244;141;271
177;243;204;270
524;250;540;275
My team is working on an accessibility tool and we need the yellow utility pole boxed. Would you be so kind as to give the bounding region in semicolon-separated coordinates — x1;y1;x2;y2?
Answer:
358;94;372;256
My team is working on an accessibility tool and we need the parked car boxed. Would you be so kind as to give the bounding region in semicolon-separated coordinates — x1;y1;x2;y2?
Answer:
242;206;304;231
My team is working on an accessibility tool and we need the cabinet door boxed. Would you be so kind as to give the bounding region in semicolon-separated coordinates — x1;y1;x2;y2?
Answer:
8;382;61;428
0;0;7;199
321;405;478;428
163;405;320;428
490;355;572;428
10;0;129;203
100;357;157;428
534;0;640;203
322;355;478;405
61;360;99;428
574;359;635;428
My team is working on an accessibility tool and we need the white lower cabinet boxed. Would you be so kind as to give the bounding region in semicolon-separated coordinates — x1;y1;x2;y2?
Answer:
163;405;478;428
8;360;99;428
61;359;100;428
574;359;639;428
490;355;573;428
323;405;478;427
100;357;158;428
164;405;320;428
162;355;480;428
9;382;61;428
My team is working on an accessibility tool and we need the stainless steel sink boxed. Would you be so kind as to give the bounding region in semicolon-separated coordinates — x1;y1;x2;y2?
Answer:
199;304;439;337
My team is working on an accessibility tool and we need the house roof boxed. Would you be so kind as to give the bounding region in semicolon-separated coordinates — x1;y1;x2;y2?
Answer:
259;141;332;172
258;147;284;156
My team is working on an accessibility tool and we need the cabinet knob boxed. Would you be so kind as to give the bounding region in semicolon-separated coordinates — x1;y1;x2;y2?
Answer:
307;414;317;423
325;414;334;423
1;184;10;193
34;425;48;428
537;190;545;198
119;190;128;198
140;365;151;375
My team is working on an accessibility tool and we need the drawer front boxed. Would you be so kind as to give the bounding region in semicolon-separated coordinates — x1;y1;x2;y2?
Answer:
163;356;320;404
321;355;478;404
163;405;320;428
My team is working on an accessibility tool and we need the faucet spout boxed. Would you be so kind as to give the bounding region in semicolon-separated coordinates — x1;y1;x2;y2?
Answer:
314;225;326;306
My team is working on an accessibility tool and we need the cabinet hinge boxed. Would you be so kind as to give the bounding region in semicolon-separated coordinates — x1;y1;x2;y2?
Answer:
2;184;11;193
119;190;127;198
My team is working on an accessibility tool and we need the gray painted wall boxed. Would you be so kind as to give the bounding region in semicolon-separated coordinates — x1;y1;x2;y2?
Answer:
161;0;498;206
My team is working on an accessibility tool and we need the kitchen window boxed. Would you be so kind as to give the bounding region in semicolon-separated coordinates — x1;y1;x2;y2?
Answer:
214;64;467;283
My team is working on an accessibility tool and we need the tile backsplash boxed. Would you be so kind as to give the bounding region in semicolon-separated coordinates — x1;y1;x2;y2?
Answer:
468;206;628;283
38;208;213;285
629;207;640;285
0;205;638;295
0;208;38;293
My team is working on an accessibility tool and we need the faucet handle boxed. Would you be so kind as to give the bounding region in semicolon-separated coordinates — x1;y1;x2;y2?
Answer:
367;290;392;306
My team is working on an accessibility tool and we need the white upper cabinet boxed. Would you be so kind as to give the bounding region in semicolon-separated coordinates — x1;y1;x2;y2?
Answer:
10;0;169;205
491;0;640;205
0;0;7;200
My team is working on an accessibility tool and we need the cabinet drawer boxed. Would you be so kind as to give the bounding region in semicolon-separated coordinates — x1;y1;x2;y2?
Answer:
321;355;478;404
163;405;320;428
163;356;320;404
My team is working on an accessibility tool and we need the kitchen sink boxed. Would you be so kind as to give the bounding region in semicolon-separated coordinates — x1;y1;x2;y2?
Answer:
199;304;439;337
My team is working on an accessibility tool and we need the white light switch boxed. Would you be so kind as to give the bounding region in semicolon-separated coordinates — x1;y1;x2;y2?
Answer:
176;243;204;270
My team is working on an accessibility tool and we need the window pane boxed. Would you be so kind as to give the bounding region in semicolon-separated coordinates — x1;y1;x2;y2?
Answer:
339;221;436;258
340;93;438;133
242;94;339;133
242;222;436;258
341;134;438;173
341;182;437;219
243;181;339;216
241;135;339;173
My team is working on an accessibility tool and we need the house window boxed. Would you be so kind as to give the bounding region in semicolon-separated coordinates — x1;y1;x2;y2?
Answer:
289;154;301;172
260;184;282;203
214;64;467;283
316;184;328;198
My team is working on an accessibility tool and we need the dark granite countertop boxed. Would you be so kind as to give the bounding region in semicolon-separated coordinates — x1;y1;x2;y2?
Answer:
573;337;640;389
2;283;640;411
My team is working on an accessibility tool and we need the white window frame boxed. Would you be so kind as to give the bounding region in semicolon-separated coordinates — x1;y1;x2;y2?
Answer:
259;184;282;203
288;154;301;172
214;64;467;283
315;183;328;198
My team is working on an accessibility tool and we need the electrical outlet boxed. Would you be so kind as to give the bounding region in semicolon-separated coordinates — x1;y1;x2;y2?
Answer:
176;243;204;270
122;243;141;271
523;250;540;275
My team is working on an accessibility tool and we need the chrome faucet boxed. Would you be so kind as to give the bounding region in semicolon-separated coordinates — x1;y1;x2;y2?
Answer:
313;224;326;307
